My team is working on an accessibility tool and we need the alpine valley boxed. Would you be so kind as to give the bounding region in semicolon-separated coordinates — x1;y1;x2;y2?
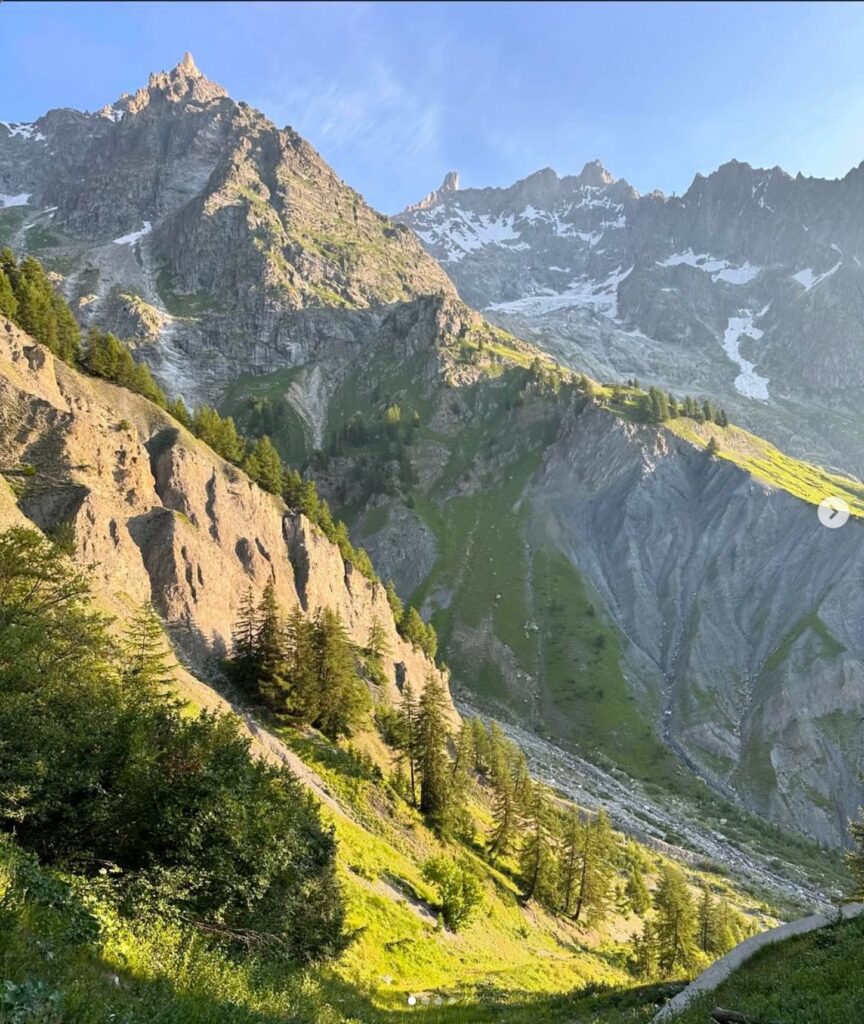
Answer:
2;52;864;1023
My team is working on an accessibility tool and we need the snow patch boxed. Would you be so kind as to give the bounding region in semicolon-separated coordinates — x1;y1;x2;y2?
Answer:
113;221;152;246
792;262;841;290
721;313;769;401
658;248;760;285
487;265;633;318
0;193;31;208
0;122;46;142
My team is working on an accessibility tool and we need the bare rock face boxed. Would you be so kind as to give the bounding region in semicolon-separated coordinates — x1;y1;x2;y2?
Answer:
0;317;450;712
529;402;864;845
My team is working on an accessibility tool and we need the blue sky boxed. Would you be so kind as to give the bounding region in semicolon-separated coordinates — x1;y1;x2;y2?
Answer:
2;1;864;212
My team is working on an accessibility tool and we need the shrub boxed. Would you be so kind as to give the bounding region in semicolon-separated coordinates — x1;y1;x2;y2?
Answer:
422;855;483;931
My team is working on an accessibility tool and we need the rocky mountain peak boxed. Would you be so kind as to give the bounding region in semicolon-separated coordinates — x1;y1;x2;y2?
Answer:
177;51;202;77
577;158;615;187
440;170;460;192
403;169;461;213
137;51;228;108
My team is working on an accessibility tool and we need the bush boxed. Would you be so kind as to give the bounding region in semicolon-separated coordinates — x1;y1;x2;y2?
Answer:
422;855;483;931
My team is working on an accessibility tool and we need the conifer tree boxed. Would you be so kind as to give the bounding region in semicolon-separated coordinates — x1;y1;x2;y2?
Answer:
167;396;192;427
572;809;618;924
445;721;476;838
366;616;390;660
519;781;558;904
385;579;404;624
230;586;258;694
488;734;529;859
122;602;175;692
652;864;699;975
399;679;420;805
253;580;288;709
243;436;284;494
416;675;452;832
310;608;369;739
0;267;16;320
623;841;651;915
697;883;715;953
559;808;583;916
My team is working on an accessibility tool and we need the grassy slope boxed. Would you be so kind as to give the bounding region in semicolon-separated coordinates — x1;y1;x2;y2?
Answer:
215;354;854;894
0;703;776;1024
674;914;864;1024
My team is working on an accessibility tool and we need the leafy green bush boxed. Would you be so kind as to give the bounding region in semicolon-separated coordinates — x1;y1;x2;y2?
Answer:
421;855;483;931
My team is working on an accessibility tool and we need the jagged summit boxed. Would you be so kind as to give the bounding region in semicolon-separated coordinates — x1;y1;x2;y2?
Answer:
577;158;615;187
176;51;201;77
440;170;460;192
403;169;461;213
138;50;227;105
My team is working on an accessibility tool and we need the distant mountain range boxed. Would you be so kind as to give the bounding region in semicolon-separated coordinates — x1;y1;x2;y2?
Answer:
397;158;864;477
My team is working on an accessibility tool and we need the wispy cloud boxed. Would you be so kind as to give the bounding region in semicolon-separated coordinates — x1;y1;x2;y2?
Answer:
257;63;442;163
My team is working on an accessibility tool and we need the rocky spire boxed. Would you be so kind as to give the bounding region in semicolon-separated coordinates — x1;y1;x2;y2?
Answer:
176;51;201;77
136;51;227;108
403;170;461;213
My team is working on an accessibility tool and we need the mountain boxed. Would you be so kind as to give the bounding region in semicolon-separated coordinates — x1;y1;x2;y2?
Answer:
0;314;788;1023
397;160;864;478
0;53;455;402
3;56;864;854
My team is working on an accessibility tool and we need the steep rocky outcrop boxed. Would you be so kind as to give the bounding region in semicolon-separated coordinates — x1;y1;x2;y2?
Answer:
398;160;864;478
0;316;449;714
529;402;864;845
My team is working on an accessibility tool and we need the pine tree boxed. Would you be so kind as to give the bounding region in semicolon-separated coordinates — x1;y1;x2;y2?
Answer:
399;679;420;806
416;675;452;832
572;809;618;924
167;396;192;428
445;721;475;838
631;921;659;978
243;436;284;494
230;586;258;694
559;808;583;916
653;864;699;975
488;735;529;859
707;435;720;457
284;605;315;719
702;399;715;423
623;855;650;917
697;883;714;953
519;781;558;904
122;602;175;692
0;268;18;321
366;616;390;660
253;581;288;709
384;579;404;624
310;608;369;739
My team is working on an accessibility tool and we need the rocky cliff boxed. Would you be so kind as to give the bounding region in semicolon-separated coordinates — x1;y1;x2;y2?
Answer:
0;315;449;714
